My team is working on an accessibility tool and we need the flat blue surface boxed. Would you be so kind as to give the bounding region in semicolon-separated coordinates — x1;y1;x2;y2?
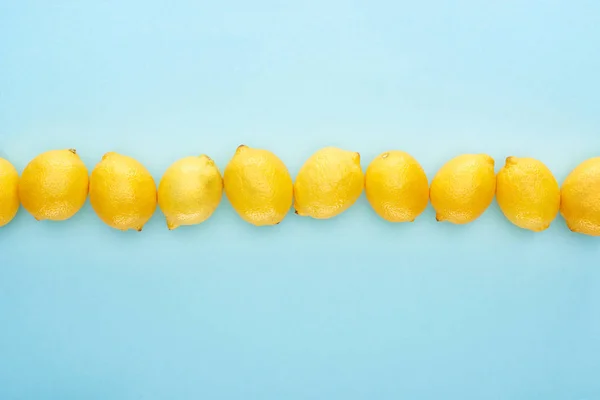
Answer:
1;1;600;399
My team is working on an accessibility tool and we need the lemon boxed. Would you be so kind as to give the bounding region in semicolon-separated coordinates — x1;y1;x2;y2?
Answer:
365;150;429;222
18;149;89;221
496;156;559;232
158;155;223;230
560;157;600;236
430;154;496;224
0;157;20;227
224;145;293;226
90;152;157;231
294;147;364;219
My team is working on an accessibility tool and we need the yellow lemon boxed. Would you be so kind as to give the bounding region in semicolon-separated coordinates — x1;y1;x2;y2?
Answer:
224;145;293;226
18;149;89;221
430;154;496;224
560;157;600;236
158;155;223;230
496;156;559;232
365;150;429;222
90;152;157;231
294;147;364;219
0;157;20;227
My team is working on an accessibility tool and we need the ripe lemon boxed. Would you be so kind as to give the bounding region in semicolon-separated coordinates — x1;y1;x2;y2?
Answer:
0;157;20;227
365;150;429;222
430;154;496;224
496;156;559;232
18;149;89;221
90;152;157;231
158;155;223;230
224;145;293;226
294;147;364;219
560;157;600;236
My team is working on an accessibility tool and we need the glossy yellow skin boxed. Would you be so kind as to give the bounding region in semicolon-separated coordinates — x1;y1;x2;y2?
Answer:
365;150;429;222
294;147;364;219
90;152;157;231
224;145;293;226
0;158;20;227
158;155;223;230
560;157;600;236
430;154;496;224
496;156;559;232
18;149;89;221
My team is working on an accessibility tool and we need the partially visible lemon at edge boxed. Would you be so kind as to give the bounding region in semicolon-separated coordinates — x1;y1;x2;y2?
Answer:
560;157;600;236
0;157;20;227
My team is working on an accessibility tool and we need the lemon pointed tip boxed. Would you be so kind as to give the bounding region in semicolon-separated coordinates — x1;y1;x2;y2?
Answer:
482;154;495;167
505;156;517;166
166;221;178;230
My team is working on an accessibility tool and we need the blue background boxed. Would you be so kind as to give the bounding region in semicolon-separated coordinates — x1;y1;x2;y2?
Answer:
1;0;599;399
